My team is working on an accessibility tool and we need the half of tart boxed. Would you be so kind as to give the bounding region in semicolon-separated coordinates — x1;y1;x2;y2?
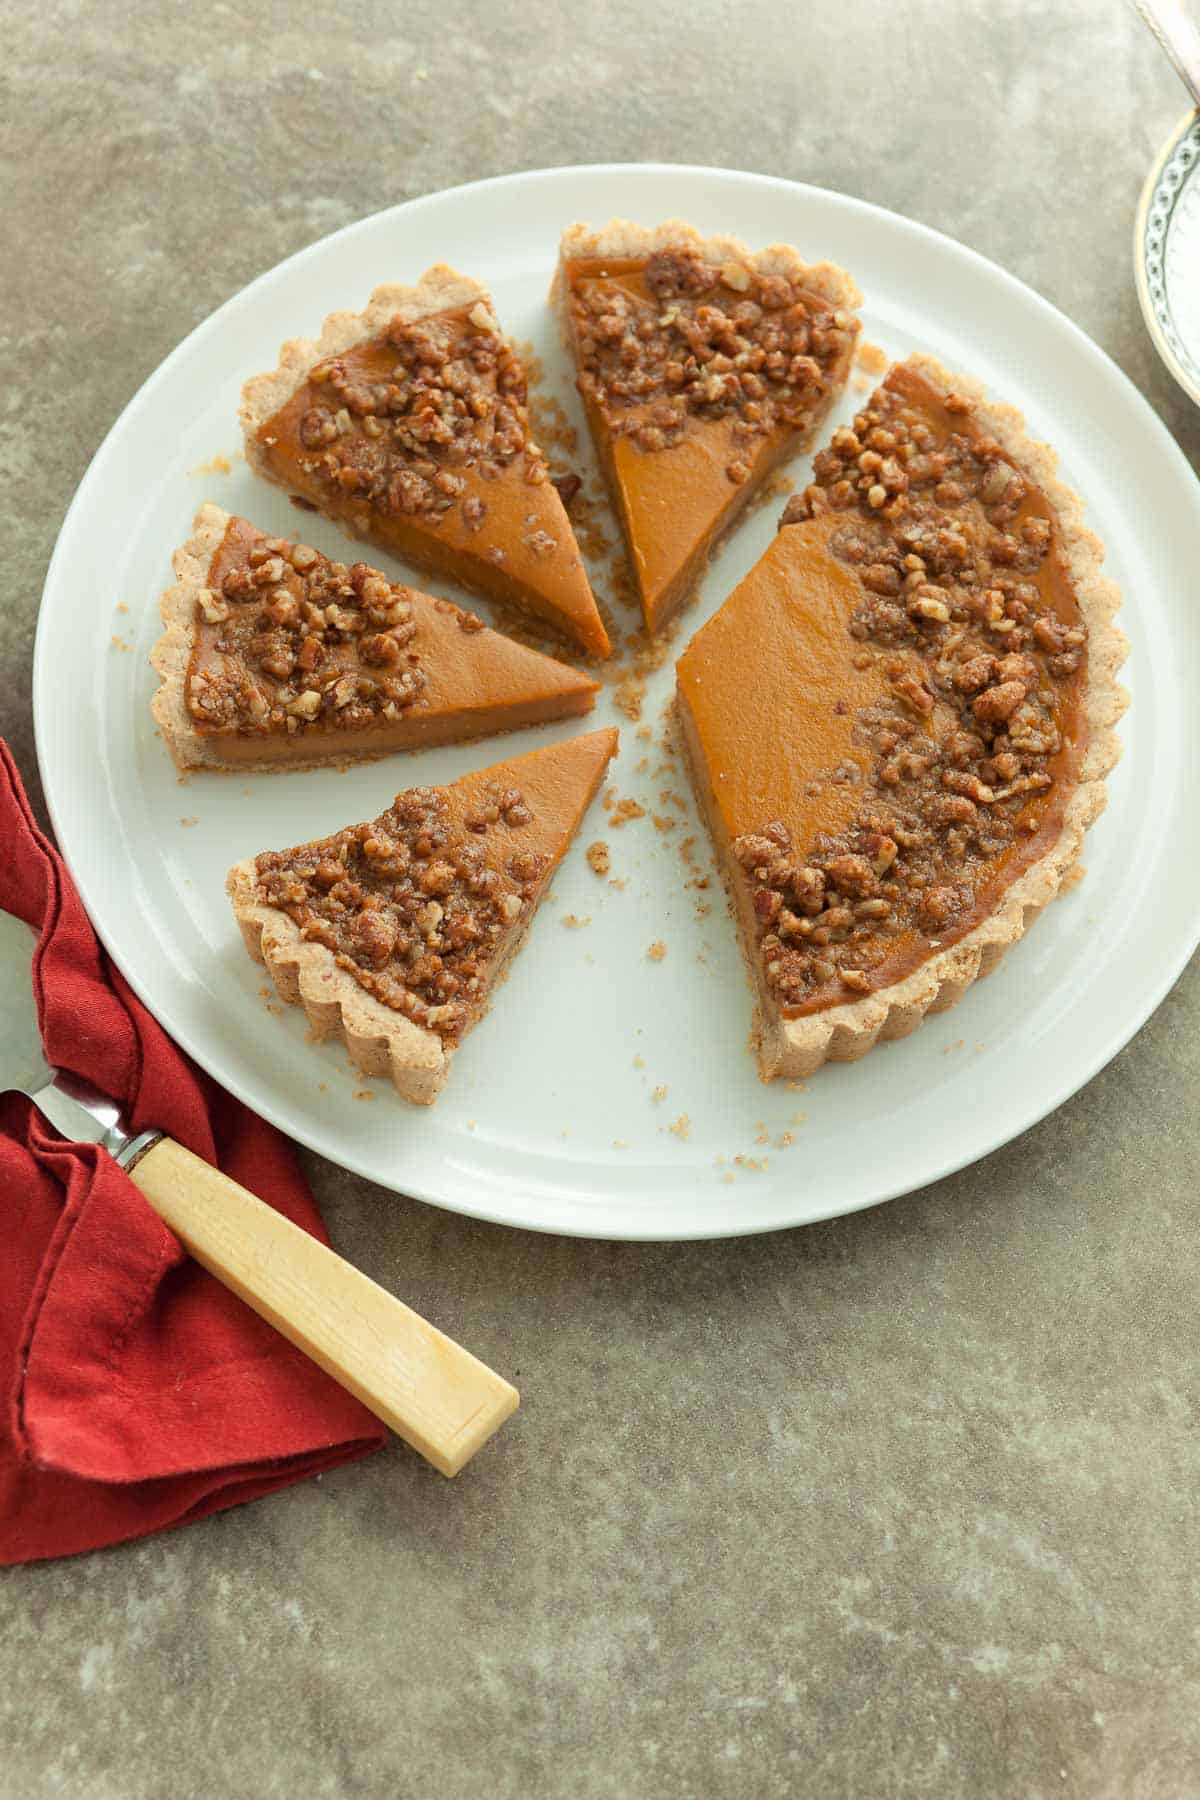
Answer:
239;269;610;659
676;354;1126;1080
228;727;619;1104
151;504;599;774
552;219;861;635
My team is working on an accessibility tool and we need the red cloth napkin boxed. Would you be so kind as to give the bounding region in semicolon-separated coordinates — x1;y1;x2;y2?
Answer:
0;741;384;1564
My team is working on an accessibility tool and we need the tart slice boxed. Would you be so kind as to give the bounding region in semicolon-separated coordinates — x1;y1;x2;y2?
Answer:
151;504;599;774
228;728;618;1104
239;269;610;659
676;354;1126;1080
552;219;861;634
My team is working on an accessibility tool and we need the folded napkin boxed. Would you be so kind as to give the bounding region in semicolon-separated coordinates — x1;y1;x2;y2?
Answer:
0;741;384;1564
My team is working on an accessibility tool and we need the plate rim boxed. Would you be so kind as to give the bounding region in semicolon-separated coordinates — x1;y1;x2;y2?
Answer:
1134;103;1200;408
32;159;1200;1240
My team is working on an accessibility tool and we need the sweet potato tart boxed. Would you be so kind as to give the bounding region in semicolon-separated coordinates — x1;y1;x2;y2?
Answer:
553;219;861;634
151;504;598;774
228;728;618;1104
239;269;610;659
676;354;1126;1079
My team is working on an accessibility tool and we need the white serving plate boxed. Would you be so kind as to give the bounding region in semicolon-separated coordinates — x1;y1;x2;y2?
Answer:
34;164;1199;1239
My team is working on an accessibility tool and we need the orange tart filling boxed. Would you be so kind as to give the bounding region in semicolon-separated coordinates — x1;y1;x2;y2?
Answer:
677;363;1090;1022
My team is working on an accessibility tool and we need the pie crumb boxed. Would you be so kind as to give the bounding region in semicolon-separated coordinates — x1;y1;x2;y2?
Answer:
721;1172;735;1184
856;340;889;375
609;876;628;892
178;816;199;827
632;1054;645;1068
669;1114;690;1140
636;726;653;742
607;797;646;828
353;1088;376;1102
115;601;128;614
318;1082;328;1092
613;675;645;721
613;1138;628;1150
777;1131;795;1150
466;1119;476;1130
189;451;236;477
561;913;591;929
586;841;611;876
651;1085;668;1104
647;941;666;961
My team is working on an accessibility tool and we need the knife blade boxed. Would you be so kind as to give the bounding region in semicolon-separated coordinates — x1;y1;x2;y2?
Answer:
0;909;517;1475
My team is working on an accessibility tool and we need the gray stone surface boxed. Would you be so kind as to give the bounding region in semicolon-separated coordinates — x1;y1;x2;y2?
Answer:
2;1;1198;1794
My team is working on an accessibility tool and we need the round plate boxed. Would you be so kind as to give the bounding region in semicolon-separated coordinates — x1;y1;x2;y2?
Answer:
34;164;1199;1240
1135;106;1200;406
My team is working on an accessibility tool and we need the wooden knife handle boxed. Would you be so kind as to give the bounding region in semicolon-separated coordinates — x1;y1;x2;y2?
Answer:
127;1136;518;1476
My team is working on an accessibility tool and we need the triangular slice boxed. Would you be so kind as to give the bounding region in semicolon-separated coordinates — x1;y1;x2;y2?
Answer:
239;269;610;658
676;354;1125;1081
552;219;861;634
227;728;619;1103
152;504;599;773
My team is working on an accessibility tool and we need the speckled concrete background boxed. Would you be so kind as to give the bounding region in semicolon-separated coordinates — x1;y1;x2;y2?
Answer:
2;2;1198;1795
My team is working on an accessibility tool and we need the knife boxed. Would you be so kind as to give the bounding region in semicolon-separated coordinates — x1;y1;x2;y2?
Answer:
0;909;518;1476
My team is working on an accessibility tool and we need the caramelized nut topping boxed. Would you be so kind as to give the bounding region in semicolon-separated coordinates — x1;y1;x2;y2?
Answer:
291;303;545;527
255;785;548;1040
186;531;427;736
567;247;855;472
736;367;1088;1015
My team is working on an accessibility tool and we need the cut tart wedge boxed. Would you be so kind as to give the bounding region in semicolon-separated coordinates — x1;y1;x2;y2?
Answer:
676;354;1127;1080
552;219;861;634
227;727;619;1104
151;504;599;774
240;269;610;658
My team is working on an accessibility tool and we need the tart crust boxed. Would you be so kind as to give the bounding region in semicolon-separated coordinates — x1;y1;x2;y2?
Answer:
228;865;450;1104
151;502;233;772
239;268;610;657
552;218;862;632
678;351;1128;1080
